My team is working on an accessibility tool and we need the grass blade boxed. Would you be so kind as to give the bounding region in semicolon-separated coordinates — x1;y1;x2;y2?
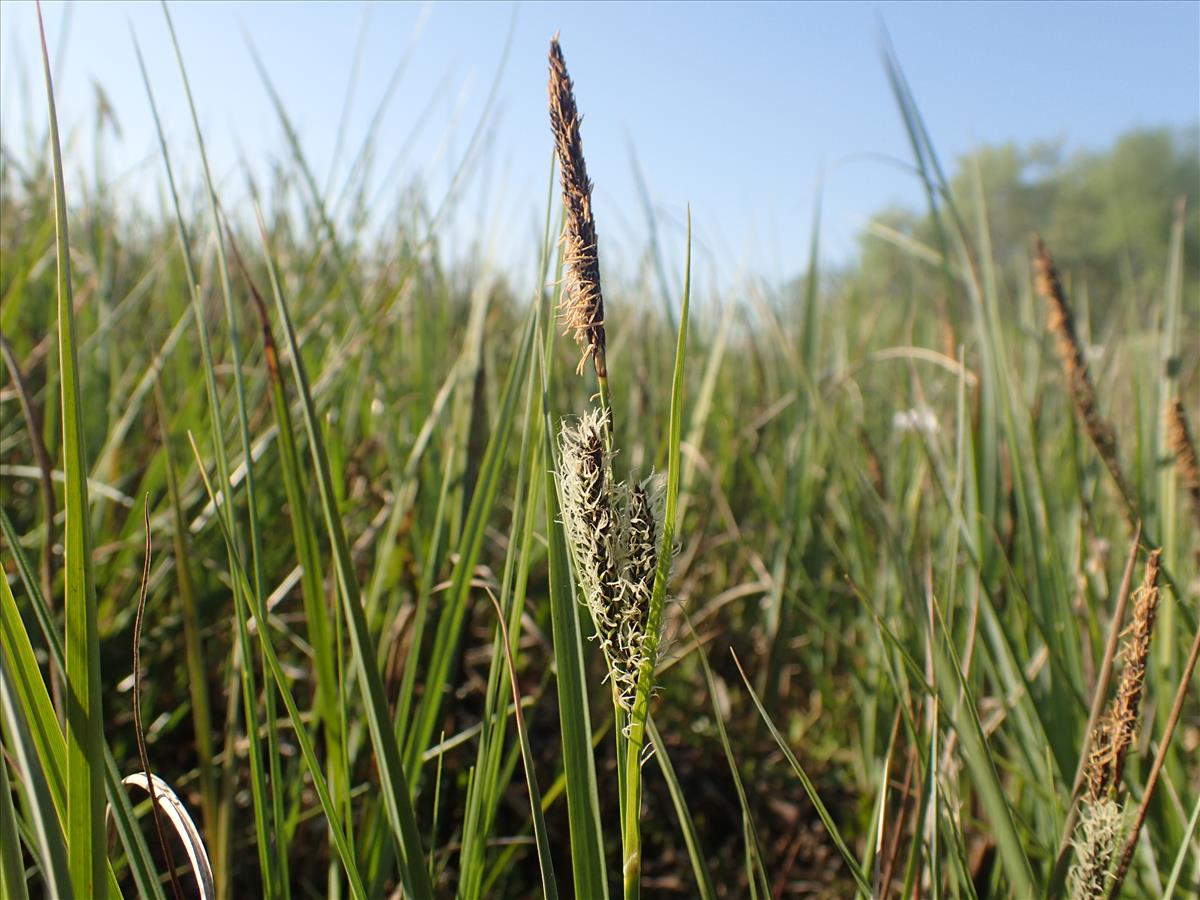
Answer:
646;718;717;900
1;510;166;900
0;727;32;900
731;650;872;896
621;207;692;898
35;6;105;894
481;588;559;899
250;206;434;900
541;303;610;897
186;434;369;900
0;578;71;898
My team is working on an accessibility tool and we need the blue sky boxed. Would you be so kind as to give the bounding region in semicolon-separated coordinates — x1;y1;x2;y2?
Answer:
2;0;1197;289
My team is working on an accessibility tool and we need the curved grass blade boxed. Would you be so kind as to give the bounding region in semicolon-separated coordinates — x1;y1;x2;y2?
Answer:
403;305;537;780
158;8;286;890
131;501;186;900
154;386;218;845
686;614;769;897
226;231;350;888
131;24;265;893
120;773;215;899
459;315;550;899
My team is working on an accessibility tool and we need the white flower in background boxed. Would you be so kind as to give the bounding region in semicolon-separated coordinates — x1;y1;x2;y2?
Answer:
892;405;940;436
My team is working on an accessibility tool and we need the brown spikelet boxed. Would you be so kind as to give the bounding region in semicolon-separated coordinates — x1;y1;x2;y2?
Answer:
1166;399;1200;532
549;36;607;378
1033;237;1137;522
1085;549;1162;802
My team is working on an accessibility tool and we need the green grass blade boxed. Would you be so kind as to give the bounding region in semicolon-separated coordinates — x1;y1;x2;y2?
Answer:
2;510;166;900
646;718;717;900
0;728;31;900
159;11;287;891
481;589;559;900
459;347;546;898
540;314;610;898
228;238;351;882
730;650;872;896
403;306;536;779
250;208;434;900
186;434;369;900
929;594;1037;895
35;8;105;895
155;386;218;843
1162;789;1200;899
622;206;692;898
687;615;770;897
0;577;71;898
132;27;248;894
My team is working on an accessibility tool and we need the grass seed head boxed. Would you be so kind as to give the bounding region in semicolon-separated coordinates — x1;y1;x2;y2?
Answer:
1085;549;1162;802
611;475;667;709
1166;398;1200;532
558;414;668;710
1034;236;1136;520
559;409;622;655
549;36;607;377
1068;796;1124;900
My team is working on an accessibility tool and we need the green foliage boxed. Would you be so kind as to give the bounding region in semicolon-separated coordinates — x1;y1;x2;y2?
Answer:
856;125;1199;318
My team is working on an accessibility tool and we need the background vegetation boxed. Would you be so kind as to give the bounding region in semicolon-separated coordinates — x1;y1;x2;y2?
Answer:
1;14;1197;899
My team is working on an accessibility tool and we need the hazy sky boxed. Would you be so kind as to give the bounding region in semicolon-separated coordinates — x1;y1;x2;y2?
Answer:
2;0;1197;289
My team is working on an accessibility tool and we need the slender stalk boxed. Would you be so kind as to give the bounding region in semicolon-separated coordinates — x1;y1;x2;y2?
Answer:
132;501;186;900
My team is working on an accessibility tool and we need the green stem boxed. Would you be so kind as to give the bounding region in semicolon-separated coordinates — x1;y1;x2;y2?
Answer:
621;701;648;900
595;361;614;452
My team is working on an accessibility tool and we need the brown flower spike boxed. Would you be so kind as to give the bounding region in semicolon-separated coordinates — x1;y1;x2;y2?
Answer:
549;36;607;378
1034;237;1137;522
1166;398;1200;532
1086;549;1162;802
1071;549;1161;899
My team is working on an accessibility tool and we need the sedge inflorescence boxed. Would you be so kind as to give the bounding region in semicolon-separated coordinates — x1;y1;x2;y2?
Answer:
1069;549;1161;899
549;36;607;377
558;409;667;710
1034;237;1137;521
